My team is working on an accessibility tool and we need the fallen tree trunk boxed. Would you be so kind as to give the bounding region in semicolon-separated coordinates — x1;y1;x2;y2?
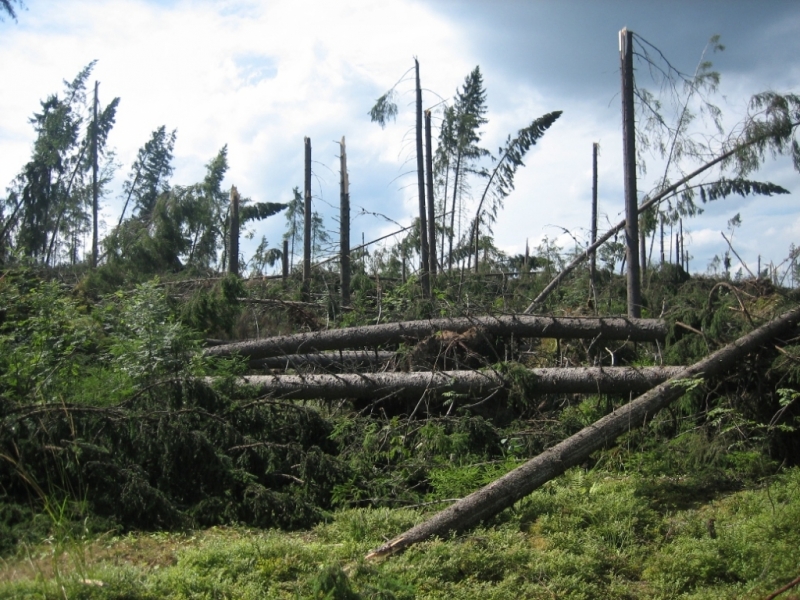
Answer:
205;315;667;360
365;304;800;560
220;366;684;400
249;350;396;371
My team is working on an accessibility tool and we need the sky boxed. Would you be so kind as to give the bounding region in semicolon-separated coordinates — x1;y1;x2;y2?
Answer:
1;0;799;279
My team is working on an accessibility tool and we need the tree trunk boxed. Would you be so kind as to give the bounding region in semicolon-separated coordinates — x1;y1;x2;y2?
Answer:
340;136;351;307
217;366;684;401
364;303;800;560
282;239;289;280
249;350;396;371
589;143;598;288
303;137;312;300
228;185;239;276
425;109;437;279
91;81;99;269
204;315;667;360
620;28;641;317
449;151;462;270
415;59;430;298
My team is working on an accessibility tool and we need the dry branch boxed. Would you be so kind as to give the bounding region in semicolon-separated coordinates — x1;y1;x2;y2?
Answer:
219;366;684;400
204;315;667;360
364;303;800;560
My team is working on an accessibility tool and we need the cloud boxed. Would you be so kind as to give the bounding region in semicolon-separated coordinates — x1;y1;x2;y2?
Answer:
1;0;798;276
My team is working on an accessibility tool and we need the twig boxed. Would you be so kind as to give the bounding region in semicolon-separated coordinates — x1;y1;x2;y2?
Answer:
721;231;756;279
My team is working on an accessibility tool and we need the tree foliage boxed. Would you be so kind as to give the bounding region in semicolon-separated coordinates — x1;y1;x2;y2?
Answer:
1;62;119;265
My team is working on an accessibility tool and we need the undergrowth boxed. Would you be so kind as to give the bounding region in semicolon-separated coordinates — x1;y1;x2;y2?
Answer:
1;263;800;598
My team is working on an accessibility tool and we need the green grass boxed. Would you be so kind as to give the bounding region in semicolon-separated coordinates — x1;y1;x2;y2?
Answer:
2;467;799;599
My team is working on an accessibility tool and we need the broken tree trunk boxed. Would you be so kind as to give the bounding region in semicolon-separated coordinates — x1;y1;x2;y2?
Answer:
214;366;684;400
364;303;800;560
249;350;396;371
204;315;667;360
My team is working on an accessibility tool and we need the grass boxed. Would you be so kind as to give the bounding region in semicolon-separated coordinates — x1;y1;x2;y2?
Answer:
2;467;798;599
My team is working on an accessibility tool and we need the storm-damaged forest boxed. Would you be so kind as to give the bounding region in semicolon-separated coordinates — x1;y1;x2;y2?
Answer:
2;17;800;600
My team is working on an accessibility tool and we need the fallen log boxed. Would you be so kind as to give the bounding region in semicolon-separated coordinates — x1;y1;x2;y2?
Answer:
249;350;396;370
220;366;684;400
364;303;800;560
204;315;667;360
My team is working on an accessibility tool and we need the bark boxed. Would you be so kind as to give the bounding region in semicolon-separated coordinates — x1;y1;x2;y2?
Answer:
249;350;396;371
91;81;99;269
425;109;437;278
620;28;640;317
340;136;351;306
204;315;668;360
214;366;684;400
364;303;800;560
228;186;239;276
415;59;430;298
303;137;312;299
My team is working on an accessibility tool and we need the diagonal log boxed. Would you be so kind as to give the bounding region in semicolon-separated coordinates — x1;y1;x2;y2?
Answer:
204;315;667;360
365;303;800;560
219;366;685;400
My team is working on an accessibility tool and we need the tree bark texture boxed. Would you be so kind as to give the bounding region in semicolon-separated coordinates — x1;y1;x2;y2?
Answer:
364;303;800;560
249;350;396;371
216;366;684;400
228;185;239;276
620;28;641;318
415;59;430;298
589;142;598;288
303;137;312;299
91;81;99;269
425;109;437;278
340;136;351;307
204;315;668;360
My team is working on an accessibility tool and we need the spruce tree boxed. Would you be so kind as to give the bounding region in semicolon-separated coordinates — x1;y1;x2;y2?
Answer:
436;67;490;269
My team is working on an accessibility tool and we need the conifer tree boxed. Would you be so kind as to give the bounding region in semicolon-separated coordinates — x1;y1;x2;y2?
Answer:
119;125;177;224
2;61;119;264
436;67;490;269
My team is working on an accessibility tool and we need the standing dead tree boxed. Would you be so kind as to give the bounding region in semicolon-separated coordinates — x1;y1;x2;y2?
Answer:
364;303;800;560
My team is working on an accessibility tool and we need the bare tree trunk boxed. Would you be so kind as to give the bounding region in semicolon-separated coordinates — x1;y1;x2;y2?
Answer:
228;185;240;276
425;109;437;280
415;59;430;298
621;28;641;317
282;239;289;280
229;366;685;400
589;143;598;288
249;350;396;371
365;303;800;560
340;136;351;307
303;137;312;301
91;81;99;269
449;152;462;270
205;315;667;360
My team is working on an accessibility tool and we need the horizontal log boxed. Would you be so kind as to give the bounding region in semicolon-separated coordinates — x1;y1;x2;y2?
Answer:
204;315;667;360
217;366;684;400
249;350;396;370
